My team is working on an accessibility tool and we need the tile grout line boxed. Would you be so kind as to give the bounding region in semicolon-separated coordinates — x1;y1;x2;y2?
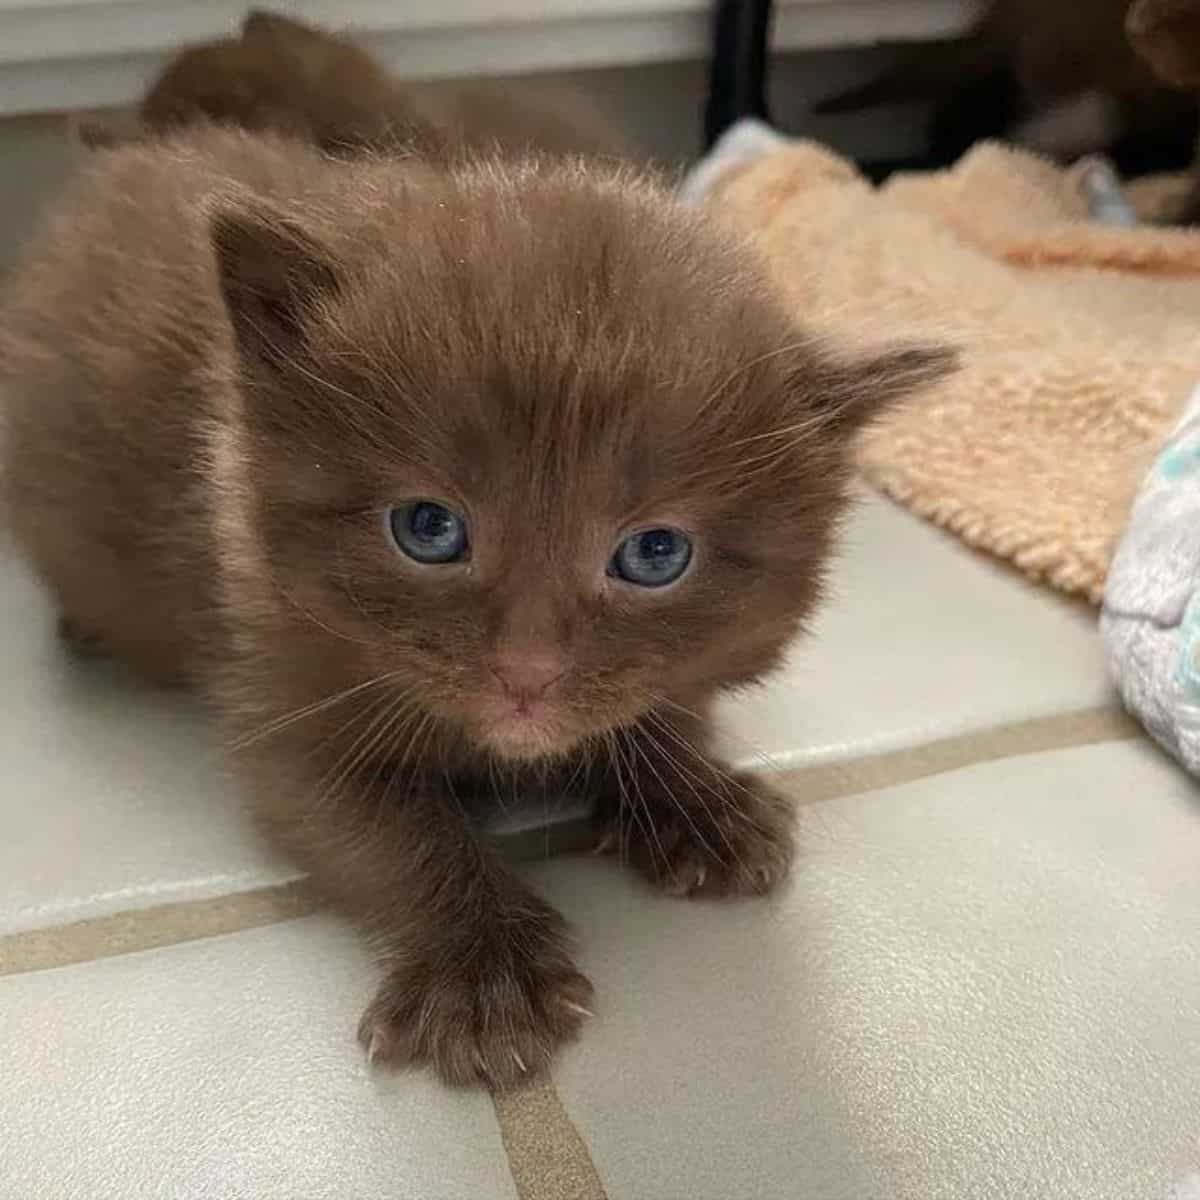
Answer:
493;1083;609;1200
0;706;1139;980
775;706;1140;805
0;878;322;977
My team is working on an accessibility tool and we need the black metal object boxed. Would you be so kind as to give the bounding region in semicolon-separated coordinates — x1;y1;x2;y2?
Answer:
703;0;775;150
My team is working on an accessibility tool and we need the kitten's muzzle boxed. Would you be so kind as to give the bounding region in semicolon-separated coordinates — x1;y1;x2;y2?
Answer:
489;652;566;715
478;654;573;760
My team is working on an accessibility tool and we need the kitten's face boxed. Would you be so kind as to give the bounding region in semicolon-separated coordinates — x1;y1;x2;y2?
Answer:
306;411;834;763
322;473;797;763
215;167;952;762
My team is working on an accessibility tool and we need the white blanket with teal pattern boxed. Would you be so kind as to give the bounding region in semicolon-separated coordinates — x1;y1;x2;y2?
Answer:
1102;384;1200;773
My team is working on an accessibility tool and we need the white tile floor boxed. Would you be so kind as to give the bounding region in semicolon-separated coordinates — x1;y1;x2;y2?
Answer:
540;739;1200;1200
2;915;516;1200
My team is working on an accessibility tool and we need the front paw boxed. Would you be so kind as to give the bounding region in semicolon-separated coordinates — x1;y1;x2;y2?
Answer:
613;772;795;899
358;905;594;1091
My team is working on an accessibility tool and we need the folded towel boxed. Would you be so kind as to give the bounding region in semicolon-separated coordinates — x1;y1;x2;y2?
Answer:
688;133;1200;602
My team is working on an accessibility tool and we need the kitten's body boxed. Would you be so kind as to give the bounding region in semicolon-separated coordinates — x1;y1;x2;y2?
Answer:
81;10;627;163
1129;0;1200;90
819;0;1196;168
0;128;951;1088
1128;0;1200;222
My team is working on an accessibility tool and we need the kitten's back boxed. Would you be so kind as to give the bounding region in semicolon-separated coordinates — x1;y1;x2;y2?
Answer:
0;131;328;679
133;10;627;162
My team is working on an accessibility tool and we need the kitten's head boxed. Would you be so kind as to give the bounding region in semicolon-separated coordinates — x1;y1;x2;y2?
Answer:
129;11;416;153
1127;0;1200;89
212;160;954;762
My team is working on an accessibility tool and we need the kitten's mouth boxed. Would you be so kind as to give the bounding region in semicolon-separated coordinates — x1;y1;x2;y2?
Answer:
478;701;577;762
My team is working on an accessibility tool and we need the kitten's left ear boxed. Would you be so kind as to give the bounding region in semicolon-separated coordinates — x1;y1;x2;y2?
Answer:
810;342;959;436
210;209;341;370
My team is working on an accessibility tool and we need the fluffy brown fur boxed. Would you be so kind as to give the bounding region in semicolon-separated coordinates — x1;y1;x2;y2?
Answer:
819;0;1196;165
1129;0;1200;88
1127;0;1200;222
0;128;953;1088
77;9;626;162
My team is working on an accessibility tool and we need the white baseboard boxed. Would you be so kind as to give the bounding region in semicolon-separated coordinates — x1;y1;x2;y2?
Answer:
0;0;979;117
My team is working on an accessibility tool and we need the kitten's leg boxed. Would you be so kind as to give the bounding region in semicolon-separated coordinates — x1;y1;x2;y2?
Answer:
247;751;592;1090
598;710;794;899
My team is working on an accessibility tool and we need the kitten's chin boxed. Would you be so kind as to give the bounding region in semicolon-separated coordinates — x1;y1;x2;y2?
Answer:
477;716;583;764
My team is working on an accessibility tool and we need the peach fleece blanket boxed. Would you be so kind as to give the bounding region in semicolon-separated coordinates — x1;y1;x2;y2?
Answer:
700;136;1200;602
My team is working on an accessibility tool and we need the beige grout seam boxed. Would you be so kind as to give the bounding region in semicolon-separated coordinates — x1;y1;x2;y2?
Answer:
0;878;321;977
493;1083;608;1200
774;707;1139;806
0;704;1140;1200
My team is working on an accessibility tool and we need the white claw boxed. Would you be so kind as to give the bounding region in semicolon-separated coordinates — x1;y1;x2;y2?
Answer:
694;865;708;890
512;1050;528;1073
365;1032;383;1065
592;831;618;855
563;1000;594;1020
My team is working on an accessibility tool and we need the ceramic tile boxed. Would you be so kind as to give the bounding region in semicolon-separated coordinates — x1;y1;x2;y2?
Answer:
539;740;1200;1200
0;914;517;1200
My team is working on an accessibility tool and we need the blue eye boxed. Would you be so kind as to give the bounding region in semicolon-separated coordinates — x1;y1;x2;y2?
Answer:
388;501;469;564
610;527;693;588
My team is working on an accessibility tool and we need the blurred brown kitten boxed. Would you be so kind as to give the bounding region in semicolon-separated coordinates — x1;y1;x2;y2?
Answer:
1127;0;1200;222
0;128;953;1089
76;8;626;162
818;0;1195;166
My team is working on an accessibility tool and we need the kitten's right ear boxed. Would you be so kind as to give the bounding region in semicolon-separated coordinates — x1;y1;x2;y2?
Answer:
210;210;341;369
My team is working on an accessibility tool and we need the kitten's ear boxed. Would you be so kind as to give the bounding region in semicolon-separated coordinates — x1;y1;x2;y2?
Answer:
211;210;341;369
810;342;958;436
241;9;317;42
67;108;144;150
241;9;331;78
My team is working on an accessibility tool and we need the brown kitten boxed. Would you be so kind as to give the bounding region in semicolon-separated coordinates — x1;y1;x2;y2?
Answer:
80;9;626;162
1128;0;1200;88
1127;0;1200;223
0;128;954;1089
818;0;1195;164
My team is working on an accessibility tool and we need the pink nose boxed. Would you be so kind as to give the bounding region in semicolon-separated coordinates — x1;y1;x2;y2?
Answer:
491;650;565;705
